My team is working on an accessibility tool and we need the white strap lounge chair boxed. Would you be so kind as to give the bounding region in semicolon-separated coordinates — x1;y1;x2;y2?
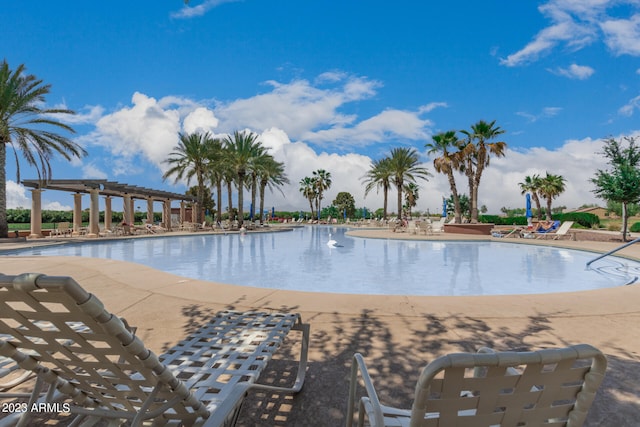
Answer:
346;344;606;427
0;273;309;427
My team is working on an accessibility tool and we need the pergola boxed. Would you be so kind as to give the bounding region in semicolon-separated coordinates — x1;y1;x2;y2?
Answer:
21;179;198;238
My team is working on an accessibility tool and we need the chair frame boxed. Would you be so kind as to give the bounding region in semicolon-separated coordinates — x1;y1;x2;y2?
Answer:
0;273;309;427
347;344;606;427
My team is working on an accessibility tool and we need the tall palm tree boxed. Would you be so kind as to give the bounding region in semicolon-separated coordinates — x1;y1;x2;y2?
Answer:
539;172;566;220
163;131;214;224
0;61;87;237
460;120;506;223
403;182;419;218
361;157;393;220
247;149;269;221
312;169;332;220
426;130;464;223
299;176;316;218
224;130;263;226
207;137;227;223
257;155;288;224
387;147;431;219
518;174;543;220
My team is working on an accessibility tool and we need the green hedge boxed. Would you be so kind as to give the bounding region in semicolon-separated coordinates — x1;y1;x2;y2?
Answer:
6;209;161;225
630;222;640;232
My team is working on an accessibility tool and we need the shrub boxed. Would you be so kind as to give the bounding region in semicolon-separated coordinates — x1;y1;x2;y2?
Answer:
554;212;600;228
630;222;640;232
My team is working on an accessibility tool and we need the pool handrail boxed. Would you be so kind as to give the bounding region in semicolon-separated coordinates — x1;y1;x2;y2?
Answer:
586;237;640;269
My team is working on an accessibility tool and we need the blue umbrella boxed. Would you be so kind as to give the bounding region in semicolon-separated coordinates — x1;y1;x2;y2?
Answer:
442;198;447;217
271;207;275;219
525;193;532;218
343;208;347;220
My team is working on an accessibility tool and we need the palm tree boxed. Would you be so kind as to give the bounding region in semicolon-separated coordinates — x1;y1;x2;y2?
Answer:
224;130;263;226
362;158;392;220
538;172;566;220
426;130;464;223
460;120;506;223
361;157;393;220
163;132;214;224
387;147;431;220
207;137;226;223
403;182;419;217
312;169;332;220
299;176;316;219
0;61;87;237
518;174;543;220
247;148;269;221
257;155;288;224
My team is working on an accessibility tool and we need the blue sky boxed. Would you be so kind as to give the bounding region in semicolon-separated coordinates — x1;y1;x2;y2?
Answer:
3;0;640;214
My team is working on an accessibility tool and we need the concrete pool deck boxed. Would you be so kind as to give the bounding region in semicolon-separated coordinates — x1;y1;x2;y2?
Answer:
0;226;639;426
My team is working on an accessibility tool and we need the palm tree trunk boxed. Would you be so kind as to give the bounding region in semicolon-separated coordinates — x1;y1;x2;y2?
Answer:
308;198;314;220
383;185;388;220
532;193;543;220
226;180;233;220
237;173;245;226
216;180;222;223
250;174;257;221
0;142;7;238
546;197;553;220
396;179;403;219
446;170;462;224
259;181;266;225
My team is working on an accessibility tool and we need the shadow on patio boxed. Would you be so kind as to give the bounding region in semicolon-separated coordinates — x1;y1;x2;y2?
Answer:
178;303;639;426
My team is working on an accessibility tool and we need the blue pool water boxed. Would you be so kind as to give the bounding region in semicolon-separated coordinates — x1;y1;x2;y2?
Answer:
7;226;640;296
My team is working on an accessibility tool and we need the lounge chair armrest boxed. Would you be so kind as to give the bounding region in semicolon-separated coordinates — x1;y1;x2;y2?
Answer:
346;353;384;427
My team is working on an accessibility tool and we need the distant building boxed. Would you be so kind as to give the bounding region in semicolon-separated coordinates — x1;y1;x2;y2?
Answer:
570;206;611;219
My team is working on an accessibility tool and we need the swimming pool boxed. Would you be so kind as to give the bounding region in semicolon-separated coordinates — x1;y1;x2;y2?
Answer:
8;226;640;296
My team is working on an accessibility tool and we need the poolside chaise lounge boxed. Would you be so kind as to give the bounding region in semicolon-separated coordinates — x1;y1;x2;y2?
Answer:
536;220;575;240
347;344;606;427
0;273;310;427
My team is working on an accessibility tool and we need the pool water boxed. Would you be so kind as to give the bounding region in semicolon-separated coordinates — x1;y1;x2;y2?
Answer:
8;226;640;296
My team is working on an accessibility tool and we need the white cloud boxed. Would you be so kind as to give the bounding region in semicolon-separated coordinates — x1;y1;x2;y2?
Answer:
82;163;108;180
550;63;595;79
64;72;619;216
249;129;614;216
6;180;72;210
6;181;30;209
51;104;105;125
183;107;219;134
516;107;563;122
170;0;242;19
600;13;640;55
77;92;190;171
501;0;640;67
618;94;640;116
215;75;385;142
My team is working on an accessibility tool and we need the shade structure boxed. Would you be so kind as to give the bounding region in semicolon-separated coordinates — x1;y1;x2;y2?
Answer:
526;193;533;218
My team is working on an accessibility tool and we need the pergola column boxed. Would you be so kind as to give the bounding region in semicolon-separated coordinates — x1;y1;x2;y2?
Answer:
123;194;132;225
87;188;100;238
191;202;198;224
72;193;83;236
180;201;186;224
29;188;43;239
104;196;112;230
146;198;154;224
163;200;172;231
